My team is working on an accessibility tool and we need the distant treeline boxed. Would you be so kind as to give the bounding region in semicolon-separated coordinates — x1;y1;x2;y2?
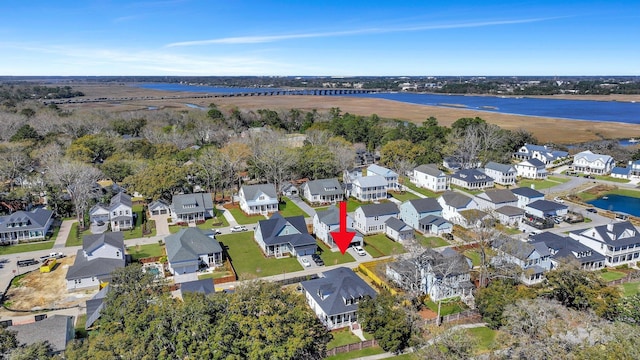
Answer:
0;84;84;105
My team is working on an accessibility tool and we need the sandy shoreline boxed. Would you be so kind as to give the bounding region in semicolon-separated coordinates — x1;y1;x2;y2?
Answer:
67;84;640;145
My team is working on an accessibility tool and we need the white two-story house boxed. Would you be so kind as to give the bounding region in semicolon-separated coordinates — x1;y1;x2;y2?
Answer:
238;184;279;215
350;175;387;202
511;187;545;209
301;179;344;205
437;191;479;226
514;144;568;168
354;202;399;235
366;164;400;191
569;222;640;267
572;150;615;175
109;192;133;231
411;164;449;192
484;162;517;186
65;232;126;291
515;159;547;180
313;205;363;249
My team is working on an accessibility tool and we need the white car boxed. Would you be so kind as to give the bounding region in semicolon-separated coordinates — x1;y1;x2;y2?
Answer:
301;258;311;267
353;246;366;256
553;197;565;203
230;225;248;232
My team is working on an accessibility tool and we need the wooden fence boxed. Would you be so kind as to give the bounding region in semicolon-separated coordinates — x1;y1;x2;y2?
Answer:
419;309;482;326
325;339;378;357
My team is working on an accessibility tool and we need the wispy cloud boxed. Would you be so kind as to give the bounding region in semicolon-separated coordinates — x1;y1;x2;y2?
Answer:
113;15;140;23
166;17;559;47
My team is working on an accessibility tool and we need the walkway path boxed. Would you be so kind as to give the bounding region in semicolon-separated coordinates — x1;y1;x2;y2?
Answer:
217;205;238;227
401;184;427;199
52;219;76;250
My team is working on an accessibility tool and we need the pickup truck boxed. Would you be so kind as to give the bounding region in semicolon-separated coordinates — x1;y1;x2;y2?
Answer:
40;252;65;260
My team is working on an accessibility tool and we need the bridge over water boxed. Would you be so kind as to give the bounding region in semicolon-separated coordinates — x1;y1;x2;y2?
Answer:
42;88;378;105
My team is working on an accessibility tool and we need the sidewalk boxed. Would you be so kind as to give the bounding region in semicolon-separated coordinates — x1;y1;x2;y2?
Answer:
52;219;76;250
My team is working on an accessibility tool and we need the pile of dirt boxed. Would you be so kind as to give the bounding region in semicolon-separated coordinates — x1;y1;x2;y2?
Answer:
3;256;97;312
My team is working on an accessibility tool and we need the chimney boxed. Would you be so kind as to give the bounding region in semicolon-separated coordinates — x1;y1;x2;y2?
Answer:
607;223;614;232
530;184;535;190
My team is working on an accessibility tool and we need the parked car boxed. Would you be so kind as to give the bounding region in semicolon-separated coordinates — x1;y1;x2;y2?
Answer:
17;259;39;267
353;246;366;256
553;197;565;203
586;208;598;213
230;225;248;232
311;254;324;266
528;231;539;238
442;233;454;241
301;257;311;267
213;229;223;235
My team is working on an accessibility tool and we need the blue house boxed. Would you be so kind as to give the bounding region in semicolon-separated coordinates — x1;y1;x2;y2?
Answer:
399;198;451;235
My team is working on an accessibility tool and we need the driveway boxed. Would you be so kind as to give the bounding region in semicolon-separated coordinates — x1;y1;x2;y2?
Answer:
286;195;316;217
150;213;171;236
347;246;373;261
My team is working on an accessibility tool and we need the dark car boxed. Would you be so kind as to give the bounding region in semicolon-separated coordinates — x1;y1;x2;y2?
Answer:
442;233;454;241
17;259;39;267
586;208;598;213
311;254;324;266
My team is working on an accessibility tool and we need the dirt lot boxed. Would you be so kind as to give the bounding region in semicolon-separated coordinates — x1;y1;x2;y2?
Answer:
2;256;97;312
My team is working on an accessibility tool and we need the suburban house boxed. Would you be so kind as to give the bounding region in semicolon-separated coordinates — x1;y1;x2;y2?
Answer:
301;267;377;330
492;237;552;285
354;202;400;235
418;215;453;235
165;228;223;276
525;200;568;219
313;205;363;249
474;189;518;211
89;203;110;225
0;208;54;244
66;232;126;291
572;150;615;175
238;184;279;215
7;315;75;355
386;248;473;302
411;164;449;192
515;159;548;180
109;192;134;231
85;286;109;330
611;160;640;179
495;205;525;226
437;191;479;226
384;217;414;242
171;193;215;223
450;169;494;190
301;179;344;205
484;162;517;186
280;182;299;197
514;143;569;167
255;213;317;257
569;222;640;266
148;199;172;216
530;232;605;271
511;187;545;209
399;198;451;235
178;279;216;298
350;175;388;202
442;157;462;171
366;164;401;191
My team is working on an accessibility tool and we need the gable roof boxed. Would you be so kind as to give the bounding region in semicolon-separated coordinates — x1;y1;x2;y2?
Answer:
301;267;377;317
511;187;545;199
303;178;343;196
477;189;517;204
439;191;473;208
65;249;126;281
257;213;317;248
385;217;411;232
85;285;109;329
574;150;614;164
89;203;109;214
165;228;222;264
418;214;450;227
414;164;445;177
405;198;442;214
110;192;132;209
8;315;75;353
148;199;171;210
572;221;640;247
83;232;124;254
611;167;631;176
526;199;568;212
353;175;387;188
494;237;550;261
495;205;525;217
518;158;546;168
172;193;214;215
530;232;605;264
316;205;340;225
484;161;516;173
358;202;399;217
451;168;493;184
241;184;277;200
180;279;215;296
0;208;53;232
366;164;398;177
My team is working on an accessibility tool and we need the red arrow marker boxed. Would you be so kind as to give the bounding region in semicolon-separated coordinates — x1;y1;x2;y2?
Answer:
330;201;356;254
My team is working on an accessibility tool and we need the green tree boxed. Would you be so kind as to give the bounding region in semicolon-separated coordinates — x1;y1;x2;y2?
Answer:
616;294;640;325
10;124;40;142
294;144;338;179
121;161;188;200
358;292;413;353
476;278;535;329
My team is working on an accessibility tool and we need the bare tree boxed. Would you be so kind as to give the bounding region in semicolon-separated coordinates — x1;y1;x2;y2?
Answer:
446;123;508;169
246;130;295;198
0;144;31;191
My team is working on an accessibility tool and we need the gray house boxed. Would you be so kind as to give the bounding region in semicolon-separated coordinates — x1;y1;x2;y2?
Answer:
354;202;400;235
301;267;377;330
450;168;494;190
301;179;344;205
66;232;126;291
484;162;517;186
511;187;545;209
148;198;172;216
399;198;451;235
171;193;215;223
255;213;317;257
530;232;605;271
492;237;552;285
384;217;414;242
475;189;518;211
313;205;363;249
8;315;75;355
165;227;223;276
0;208;54;244
179;279;216;298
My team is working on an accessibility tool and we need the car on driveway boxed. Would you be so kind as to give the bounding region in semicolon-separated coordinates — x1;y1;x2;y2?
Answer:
353;246;366;256
553;197;565;203
230;225;248;232
301;257;311;267
311;254;324;266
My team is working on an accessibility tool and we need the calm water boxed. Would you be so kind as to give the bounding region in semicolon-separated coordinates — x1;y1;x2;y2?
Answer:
135;83;640;125
588;194;640;217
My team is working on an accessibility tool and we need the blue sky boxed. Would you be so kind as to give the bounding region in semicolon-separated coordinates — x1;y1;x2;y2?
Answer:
0;0;638;76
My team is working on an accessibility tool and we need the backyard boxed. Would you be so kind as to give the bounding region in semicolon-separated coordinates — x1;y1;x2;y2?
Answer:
401;176;439;198
424;297;468;316
517;179;559;190
465;326;498;354
217;232;303;279
226;206;265;225
599;269;628;282
389;191;421;202
417;235;449;248
128;243;165;261
363;234;406;257
278;198;307;217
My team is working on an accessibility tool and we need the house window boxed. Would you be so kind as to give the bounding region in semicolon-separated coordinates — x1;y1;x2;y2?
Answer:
116;251;120;257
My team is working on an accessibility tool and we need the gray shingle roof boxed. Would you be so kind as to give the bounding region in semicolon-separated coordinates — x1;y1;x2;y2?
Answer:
180;279;215;295
65;249;126;281
484;161;516;173
418;215;449;227
451;169;493;184
240;184;277;201
478;189;517;204
353;175;388;188
511;187;544;198
301;267;377;317
304;179;343;196
526;200;568;211
572;221;640;247
366;164;398;177
495;205;525;216
414;164;445;177
8;315;74;353
85;285;109;329
83;232;125;254
110;192;132;209
385;217;411;232
257;213;317;248
530;232;605;264
574;150;613;164
165;228;222;264
359;202;399;217
172;193;214;215
406;198;442;213
316;206;340;225
520;158;546;168
0;208;53;233
493;237;549;261
439;191;473;208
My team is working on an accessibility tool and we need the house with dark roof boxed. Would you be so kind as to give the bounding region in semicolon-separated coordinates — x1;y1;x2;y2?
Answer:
475;189;518;211
569;222;640;267
419;215;453;235
178;279;216;298
511;187;545;209
484;162;517;186
384;217;414;242
255;213;317;257
85;285;109;329
301;178;344;205
411;164;449;192
530;232;605;271
301;267;377;330
572;150;615;175
238;184;279;215
495;205;525;226
171;192;215;223
450;169;494;190
7;315;75;355
437;191;479;226
492;237;552;285
165;227;223;276
525;200;568;219
354;202;400;235
399;198;450;235
66;232;126;291
350;175;387;202
0;208;53;244
366;164;400;191
148;198;171;216
313;205;363;249
386;248;473;301
109;192;133;231
515;158;548;180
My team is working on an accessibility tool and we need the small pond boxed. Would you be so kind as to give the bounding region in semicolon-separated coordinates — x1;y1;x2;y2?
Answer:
587;194;640;217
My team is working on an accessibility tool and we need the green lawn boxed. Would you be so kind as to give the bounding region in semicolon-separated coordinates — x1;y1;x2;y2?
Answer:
425;298;467;316
325;346;386;360
66;222;82;247
0;241;54;256
75;314;88;339
198;268;234;280
364;234;406;256
317;241;355;266
169;217;231;234
127;243;165;261
463;249;482;267
417;235;449;248
594;175;631;183
401;176;439;198
620;281;640;297
218;232;303;279
547;176;571;184
600;270;628;282
346;198;369;212
466;326;497;353
450;185;482;195
226;206;264;225
327;329;362;349
123;207;157;240
390;191;421;202
278;198;307;217
609;188;640;199
517;179;558;190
